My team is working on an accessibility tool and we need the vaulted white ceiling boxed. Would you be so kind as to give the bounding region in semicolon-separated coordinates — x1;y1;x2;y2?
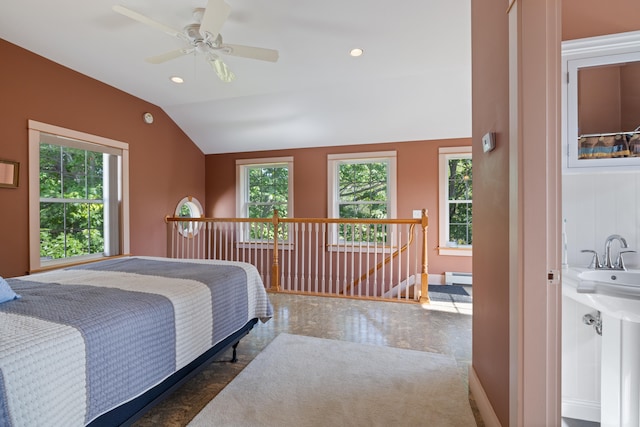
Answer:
0;0;471;154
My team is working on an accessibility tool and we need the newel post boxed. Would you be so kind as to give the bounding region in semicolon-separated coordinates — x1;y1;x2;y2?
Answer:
271;210;280;291
419;209;430;303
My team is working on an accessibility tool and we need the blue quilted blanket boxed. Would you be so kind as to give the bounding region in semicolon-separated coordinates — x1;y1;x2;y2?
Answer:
0;257;272;426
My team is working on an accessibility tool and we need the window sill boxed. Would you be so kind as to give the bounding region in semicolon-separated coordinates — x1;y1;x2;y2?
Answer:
437;247;473;257
31;253;131;274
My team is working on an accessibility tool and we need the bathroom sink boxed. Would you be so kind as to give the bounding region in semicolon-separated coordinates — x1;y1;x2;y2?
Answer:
563;267;640;322
577;269;640;296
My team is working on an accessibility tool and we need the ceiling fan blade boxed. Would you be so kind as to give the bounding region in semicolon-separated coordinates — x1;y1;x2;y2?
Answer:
199;0;231;38
221;44;279;62
145;48;192;64
113;5;184;39
207;57;235;82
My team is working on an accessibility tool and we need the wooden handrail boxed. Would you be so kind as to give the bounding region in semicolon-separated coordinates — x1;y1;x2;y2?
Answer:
166;215;421;225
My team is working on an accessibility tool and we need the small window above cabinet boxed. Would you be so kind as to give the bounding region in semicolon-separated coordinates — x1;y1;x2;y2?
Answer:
562;30;640;172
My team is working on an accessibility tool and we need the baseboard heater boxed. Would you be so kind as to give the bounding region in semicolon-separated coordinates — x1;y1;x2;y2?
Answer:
444;271;473;285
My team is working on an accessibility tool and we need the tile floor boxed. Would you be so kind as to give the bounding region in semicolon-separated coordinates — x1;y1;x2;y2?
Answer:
134;291;481;426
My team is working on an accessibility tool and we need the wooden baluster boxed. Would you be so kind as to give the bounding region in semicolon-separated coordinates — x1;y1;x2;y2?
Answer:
307;222;312;293
380;225;386;298
271;210;280;292
314;222;319;293
406;224;412;300
396;226;402;299
214;222;219;260
321;223;326;295
258;222;263;278
205;222;211;260
420;209;430;304
365;225;370;297
387;224;392;297
301;222;306;292
328;223;334;294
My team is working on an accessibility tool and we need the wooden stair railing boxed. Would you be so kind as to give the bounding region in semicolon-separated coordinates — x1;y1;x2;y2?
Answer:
165;209;430;303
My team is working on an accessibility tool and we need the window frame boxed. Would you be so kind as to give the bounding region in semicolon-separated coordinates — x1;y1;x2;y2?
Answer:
175;196;204;238
438;146;472;257
236;157;294;245
28;120;130;271
327;151;397;249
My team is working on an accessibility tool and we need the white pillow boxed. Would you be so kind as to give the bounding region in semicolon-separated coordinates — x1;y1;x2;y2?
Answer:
0;276;20;304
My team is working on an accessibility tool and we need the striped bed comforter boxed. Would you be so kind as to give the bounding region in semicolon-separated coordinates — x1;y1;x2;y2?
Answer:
0;256;273;427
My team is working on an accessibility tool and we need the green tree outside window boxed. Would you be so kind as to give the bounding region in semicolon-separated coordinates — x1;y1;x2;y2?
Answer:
447;158;472;246
246;165;289;240
39;144;105;260
337;160;389;243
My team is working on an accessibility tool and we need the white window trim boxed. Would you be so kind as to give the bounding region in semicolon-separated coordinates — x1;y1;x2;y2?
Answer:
175;196;204;238
438;146;472;257
327;151;397;250
28;120;130;271
235;157;293;248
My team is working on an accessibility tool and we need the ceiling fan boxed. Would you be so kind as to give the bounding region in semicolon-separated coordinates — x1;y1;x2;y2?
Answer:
113;0;279;82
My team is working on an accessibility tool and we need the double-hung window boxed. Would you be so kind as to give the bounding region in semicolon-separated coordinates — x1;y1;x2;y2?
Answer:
236;157;293;241
327;151;397;245
28;121;130;271
438;146;472;256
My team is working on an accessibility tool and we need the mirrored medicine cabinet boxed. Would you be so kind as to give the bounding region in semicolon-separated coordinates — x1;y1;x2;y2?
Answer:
562;30;640;172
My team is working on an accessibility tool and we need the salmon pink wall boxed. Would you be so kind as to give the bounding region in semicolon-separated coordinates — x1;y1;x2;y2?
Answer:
471;0;511;424
205;139;473;278
562;0;640;41
0;39;205;278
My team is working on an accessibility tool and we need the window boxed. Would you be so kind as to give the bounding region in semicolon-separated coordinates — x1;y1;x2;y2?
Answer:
236;157;293;241
237;157;293;218
175;196;203;238
328;151;397;244
438;147;472;256
28;121;129;271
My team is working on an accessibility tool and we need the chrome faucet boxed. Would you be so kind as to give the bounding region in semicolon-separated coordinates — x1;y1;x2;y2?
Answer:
604;234;629;269
582;234;636;270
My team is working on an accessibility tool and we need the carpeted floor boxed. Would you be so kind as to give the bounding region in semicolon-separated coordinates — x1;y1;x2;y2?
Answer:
188;333;477;427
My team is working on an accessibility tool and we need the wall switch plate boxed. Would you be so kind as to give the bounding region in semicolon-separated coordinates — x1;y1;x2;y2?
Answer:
412;210;422;219
482;132;496;153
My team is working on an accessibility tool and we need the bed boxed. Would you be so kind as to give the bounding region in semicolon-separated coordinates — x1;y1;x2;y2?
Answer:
0;256;273;427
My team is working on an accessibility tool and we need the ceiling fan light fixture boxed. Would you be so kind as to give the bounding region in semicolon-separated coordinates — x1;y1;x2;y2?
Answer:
113;1;277;82
349;48;364;57
209;57;235;83
170;76;184;84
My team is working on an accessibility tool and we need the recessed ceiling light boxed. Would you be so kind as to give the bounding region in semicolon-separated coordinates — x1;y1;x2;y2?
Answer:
350;48;364;57
170;76;184;84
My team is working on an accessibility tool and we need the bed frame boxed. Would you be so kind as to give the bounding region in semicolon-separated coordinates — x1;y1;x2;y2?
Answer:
88;318;259;426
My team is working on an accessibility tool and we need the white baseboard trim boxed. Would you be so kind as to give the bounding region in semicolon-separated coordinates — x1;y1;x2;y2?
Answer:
469;365;502;427
429;274;444;285
561;397;600;423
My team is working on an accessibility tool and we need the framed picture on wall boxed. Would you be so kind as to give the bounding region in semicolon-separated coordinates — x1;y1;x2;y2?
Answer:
0;159;19;188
